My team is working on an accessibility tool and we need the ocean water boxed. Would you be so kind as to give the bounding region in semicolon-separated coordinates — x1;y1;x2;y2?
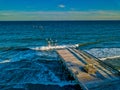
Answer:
0;21;120;90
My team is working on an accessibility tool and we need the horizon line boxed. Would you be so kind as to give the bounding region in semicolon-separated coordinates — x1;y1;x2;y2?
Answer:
0;20;120;22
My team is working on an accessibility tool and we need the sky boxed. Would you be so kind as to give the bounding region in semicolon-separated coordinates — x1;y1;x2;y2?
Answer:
0;0;120;20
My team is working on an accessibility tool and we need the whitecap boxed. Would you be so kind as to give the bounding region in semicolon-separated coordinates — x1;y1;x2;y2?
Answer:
100;55;120;60
30;44;79;51
0;60;11;64
85;48;120;58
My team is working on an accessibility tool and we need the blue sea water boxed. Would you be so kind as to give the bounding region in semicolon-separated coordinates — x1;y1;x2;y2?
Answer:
0;21;120;90
0;21;120;48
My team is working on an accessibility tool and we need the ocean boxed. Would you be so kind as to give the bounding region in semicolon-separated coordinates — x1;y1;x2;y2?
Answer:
0;21;120;90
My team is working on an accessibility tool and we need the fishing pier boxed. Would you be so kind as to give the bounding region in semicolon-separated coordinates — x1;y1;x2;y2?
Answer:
56;48;120;90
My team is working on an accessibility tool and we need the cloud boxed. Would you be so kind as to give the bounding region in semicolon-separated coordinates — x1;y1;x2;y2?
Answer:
58;4;65;8
0;10;120;20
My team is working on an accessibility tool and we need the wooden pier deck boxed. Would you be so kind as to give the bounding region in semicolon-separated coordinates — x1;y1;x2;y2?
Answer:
56;48;120;90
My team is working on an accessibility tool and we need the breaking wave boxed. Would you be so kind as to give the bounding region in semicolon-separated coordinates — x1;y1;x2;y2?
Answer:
0;50;58;63
30;44;79;51
0;45;120;89
0;45;77;88
0;58;77;89
85;48;120;59
100;56;120;60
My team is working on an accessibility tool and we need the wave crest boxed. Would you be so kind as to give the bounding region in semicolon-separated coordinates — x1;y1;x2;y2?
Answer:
31;44;79;51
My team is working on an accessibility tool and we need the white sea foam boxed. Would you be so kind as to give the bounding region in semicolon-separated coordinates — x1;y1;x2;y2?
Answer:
100;55;120;60
31;44;79;51
0;60;10;63
85;48;120;59
0;50;58;63
0;59;77;87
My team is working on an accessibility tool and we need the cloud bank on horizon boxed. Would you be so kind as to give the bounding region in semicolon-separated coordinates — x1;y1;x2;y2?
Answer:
0;0;120;20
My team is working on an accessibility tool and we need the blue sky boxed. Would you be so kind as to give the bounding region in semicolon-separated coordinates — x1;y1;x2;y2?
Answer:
0;0;120;20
